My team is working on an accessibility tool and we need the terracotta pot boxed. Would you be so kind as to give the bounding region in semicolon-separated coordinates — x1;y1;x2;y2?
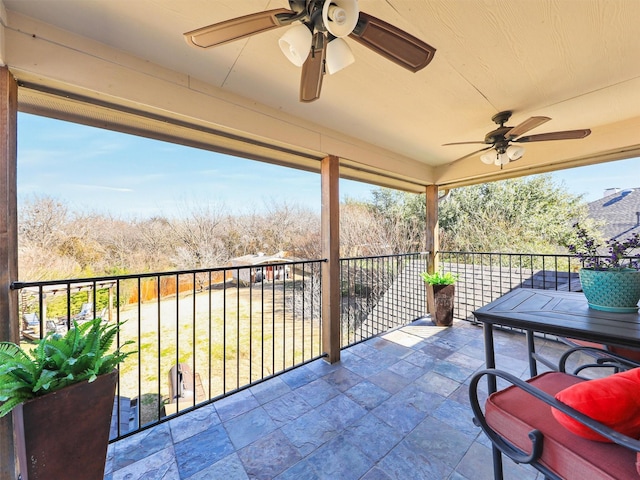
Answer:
13;370;118;480
426;283;455;326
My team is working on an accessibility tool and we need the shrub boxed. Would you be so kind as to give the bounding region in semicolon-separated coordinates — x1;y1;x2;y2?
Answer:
0;318;134;417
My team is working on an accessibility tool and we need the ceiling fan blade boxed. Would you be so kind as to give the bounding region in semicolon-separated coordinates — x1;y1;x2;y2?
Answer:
514;129;591;143
453;146;493;162
300;33;327;103
443;141;486;146
505;116;551;139
184;8;294;48
349;12;436;72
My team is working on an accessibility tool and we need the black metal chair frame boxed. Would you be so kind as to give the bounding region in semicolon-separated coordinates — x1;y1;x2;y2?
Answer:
558;345;640;375
469;348;640;480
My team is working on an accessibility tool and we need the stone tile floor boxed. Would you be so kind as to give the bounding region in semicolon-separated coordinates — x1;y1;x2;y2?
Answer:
105;318;573;479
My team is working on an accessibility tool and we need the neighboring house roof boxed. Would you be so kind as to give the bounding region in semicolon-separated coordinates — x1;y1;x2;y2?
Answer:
588;188;640;241
229;251;297;267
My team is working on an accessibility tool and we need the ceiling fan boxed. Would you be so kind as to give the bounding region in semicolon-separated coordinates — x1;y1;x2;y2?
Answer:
184;0;436;103
443;111;591;167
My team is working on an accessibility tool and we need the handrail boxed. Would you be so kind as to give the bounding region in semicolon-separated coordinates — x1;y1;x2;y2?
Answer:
12;249;603;442
11;252;430;442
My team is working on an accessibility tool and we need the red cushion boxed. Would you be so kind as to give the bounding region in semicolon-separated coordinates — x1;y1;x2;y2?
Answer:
563;339;640;363
552;368;640;442
609;346;640;364
486;372;639;479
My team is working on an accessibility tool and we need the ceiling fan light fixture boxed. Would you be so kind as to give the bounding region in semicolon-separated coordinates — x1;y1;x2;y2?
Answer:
495;153;510;166
278;24;312;67
326;38;355;74
322;0;359;37
506;145;525;161
186;2;435;102
480;152;495;165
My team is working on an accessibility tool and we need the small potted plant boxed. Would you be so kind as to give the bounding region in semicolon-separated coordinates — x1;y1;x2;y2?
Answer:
568;222;640;312
420;271;458;326
0;318;134;480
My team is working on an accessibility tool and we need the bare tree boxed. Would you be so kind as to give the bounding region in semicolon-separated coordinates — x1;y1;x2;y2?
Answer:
17;195;323;279
134;216;177;271
223;202;321;260
57;235;105;271
166;203;228;269
221;213;268;258
367;189;426;254
18;195;79;279
261;200;319;254
19;195;69;251
18;245;80;280
340;201;394;257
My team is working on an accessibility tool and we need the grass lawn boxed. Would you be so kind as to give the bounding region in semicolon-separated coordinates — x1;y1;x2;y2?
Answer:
115;281;322;426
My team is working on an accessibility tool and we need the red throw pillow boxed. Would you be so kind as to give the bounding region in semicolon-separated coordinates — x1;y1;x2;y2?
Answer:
552;368;640;442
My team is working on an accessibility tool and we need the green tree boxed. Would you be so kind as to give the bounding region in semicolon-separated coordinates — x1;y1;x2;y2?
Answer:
367;189;426;253
438;175;589;253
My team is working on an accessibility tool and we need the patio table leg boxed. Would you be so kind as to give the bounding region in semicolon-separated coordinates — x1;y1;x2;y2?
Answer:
483;323;497;391
483;323;504;479
526;329;538;377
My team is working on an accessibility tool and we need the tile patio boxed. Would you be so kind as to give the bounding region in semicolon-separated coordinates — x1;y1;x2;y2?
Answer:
104;318;572;480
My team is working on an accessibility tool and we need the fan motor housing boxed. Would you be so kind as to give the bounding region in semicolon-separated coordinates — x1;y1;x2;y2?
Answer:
491;110;512;126
485;127;511;144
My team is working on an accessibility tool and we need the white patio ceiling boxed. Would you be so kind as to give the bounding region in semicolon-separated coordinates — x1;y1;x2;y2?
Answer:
2;0;639;192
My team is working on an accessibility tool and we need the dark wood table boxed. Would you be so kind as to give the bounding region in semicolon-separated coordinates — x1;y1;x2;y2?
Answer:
473;288;640;478
474;287;640;379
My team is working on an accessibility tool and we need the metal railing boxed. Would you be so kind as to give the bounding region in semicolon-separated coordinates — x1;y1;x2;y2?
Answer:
11;252;429;442
437;251;583;322
340;252;429;346
12;249;602;442
13;259;324;441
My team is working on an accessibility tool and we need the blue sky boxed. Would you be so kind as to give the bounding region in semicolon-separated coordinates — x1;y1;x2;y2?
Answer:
18;113;639;218
547;157;639;201
18;113;374;218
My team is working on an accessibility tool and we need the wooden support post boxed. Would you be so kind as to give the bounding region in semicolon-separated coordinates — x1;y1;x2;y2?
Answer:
321;155;340;364
0;66;20;479
425;185;439;314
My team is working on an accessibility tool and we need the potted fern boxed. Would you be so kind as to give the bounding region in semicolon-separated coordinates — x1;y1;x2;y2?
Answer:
0;318;134;480
420;271;458;327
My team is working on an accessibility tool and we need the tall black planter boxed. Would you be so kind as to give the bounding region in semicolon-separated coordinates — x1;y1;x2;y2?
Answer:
13;370;118;480
426;284;455;327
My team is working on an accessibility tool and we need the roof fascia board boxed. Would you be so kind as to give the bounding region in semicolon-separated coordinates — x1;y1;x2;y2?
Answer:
6;11;433;189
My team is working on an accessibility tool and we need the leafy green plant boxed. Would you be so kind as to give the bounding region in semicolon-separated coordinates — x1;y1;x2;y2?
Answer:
0;318;134;417
568;222;640;270
420;271;458;285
